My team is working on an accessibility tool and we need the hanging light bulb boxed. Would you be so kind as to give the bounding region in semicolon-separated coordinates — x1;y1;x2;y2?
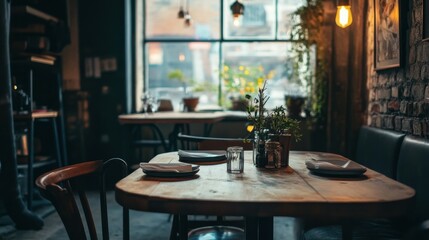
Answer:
184;0;192;27
230;0;244;26
335;0;352;28
178;0;185;18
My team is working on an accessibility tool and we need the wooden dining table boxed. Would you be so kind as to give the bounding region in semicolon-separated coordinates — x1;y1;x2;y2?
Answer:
115;151;415;240
118;111;247;151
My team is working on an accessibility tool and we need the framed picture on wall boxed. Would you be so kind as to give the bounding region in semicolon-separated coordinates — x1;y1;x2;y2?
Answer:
423;0;429;41
374;0;402;70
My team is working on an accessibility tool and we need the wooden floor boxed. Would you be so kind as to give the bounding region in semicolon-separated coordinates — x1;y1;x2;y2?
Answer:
0;190;301;240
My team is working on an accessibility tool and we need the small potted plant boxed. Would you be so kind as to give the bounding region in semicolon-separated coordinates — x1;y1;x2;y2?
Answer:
245;80;301;168
167;69;199;112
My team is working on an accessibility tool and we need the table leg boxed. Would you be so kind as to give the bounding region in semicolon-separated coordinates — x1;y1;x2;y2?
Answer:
341;222;353;240
245;217;258;240
258;217;273;240
178;214;188;240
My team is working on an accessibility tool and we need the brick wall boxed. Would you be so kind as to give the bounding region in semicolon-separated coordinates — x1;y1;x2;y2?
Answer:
367;0;429;138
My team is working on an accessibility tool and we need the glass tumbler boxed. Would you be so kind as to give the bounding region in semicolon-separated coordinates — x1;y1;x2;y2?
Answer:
227;146;244;173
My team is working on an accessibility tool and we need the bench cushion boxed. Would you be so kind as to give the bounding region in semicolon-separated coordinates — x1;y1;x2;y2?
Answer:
397;136;429;223
355;126;405;179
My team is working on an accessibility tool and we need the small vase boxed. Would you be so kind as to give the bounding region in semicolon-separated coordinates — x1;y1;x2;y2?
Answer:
253;130;267;168
278;134;291;167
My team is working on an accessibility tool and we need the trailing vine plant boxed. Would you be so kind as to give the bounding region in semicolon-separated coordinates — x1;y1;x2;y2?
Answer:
288;0;328;125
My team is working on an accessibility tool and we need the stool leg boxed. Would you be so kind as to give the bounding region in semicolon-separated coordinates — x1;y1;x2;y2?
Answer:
51;118;62;167
27;119;34;210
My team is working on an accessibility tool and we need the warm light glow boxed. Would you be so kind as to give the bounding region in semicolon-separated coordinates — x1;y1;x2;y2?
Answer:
179;53;185;62
246;124;254;133
335;5;352;28
13;85;17;90
233;16;242;27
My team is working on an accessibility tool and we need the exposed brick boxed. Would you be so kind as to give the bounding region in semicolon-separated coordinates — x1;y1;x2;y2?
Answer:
375;115;382;128
379;74;388;86
387;100;400;111
388;72;395;86
370;102;381;114
384;115;395;129
400;101;409;114
423;43;429;62
371;76;378;87
402;118;413;133
403;85;411;98
369;89;376;101
425;86;429;100
423;120;429;137
409;45;416;64
395;116;403;132
380;102;388;113
411;64;421;80
412;83;426;100
414;101;427;116
417;44;424;62
391;86;399;98
421;64;429;80
396;69;405;83
413;120;422;136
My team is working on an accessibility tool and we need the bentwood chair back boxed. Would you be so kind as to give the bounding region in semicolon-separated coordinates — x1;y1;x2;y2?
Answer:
35;158;129;240
177;133;252;151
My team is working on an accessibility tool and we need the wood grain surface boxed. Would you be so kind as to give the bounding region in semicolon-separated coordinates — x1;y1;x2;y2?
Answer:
115;151;415;219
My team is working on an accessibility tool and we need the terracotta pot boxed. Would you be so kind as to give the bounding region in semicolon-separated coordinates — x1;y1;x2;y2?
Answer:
182;97;199;112
285;95;306;118
230;99;248;111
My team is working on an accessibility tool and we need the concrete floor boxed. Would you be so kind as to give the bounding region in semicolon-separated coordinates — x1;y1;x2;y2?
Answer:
1;191;302;240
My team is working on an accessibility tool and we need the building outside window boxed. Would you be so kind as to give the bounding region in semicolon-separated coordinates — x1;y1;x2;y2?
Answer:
140;0;310;111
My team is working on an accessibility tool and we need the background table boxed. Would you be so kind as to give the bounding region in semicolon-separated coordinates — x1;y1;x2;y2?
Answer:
115;151;415;240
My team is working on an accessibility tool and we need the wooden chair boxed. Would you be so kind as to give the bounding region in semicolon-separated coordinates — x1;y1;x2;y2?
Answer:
177;133;253;151
35;158;129;240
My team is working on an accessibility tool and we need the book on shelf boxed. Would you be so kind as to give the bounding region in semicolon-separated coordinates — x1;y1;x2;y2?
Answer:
13;54;56;65
12;5;59;23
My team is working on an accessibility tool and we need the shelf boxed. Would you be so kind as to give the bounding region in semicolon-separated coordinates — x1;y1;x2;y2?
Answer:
14;110;58;120
12;5;59;23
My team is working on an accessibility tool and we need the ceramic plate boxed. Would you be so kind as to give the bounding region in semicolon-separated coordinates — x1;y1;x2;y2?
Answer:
143;166;200;178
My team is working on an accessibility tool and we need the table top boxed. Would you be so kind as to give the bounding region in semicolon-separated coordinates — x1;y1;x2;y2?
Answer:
118;111;247;124
115;151;415;219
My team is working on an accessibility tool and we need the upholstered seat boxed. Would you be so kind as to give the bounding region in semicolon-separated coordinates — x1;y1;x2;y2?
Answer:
355;126;405;179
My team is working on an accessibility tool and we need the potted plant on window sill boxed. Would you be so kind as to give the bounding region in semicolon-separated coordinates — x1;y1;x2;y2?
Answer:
168;69;199;112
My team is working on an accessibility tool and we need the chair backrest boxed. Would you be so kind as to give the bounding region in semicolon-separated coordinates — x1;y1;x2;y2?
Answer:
396;136;429;224
35;158;129;240
355;126;405;179
177;133;253;151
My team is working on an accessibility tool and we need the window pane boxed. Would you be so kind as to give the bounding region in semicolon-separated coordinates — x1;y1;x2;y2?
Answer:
277;0;305;39
146;0;220;40
222;42;308;109
146;42;220;111
224;0;275;39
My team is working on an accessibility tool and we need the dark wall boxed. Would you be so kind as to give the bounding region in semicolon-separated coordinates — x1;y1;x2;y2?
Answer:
366;0;429;138
77;0;130;160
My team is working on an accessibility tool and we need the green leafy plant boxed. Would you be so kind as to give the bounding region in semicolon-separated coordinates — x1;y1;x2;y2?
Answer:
167;69;195;95
245;80;301;142
288;0;327;124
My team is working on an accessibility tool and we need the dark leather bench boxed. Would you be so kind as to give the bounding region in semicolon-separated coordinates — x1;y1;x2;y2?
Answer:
304;128;429;240
355;126;405;179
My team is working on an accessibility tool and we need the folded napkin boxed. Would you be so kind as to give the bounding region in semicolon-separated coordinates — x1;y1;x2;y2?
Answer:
140;162;196;173
305;158;367;174
178;150;226;162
